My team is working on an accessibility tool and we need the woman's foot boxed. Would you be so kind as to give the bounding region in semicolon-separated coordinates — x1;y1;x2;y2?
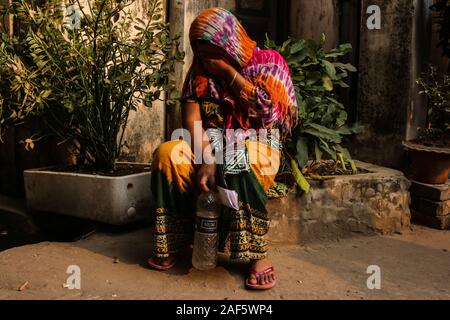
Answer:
245;258;276;290
147;254;177;271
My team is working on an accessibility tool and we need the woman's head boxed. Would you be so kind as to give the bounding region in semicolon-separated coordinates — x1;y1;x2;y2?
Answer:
192;40;234;66
189;7;256;68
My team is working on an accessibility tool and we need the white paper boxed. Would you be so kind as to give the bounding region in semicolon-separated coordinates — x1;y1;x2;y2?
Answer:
217;186;239;210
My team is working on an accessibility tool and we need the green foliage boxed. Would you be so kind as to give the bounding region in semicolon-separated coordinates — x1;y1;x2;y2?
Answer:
431;0;450;62
290;159;310;193
416;65;450;134
265;34;361;175
0;0;184;170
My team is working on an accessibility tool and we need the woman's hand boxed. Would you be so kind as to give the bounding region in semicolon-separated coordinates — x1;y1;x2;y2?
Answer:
197;163;217;193
202;58;234;78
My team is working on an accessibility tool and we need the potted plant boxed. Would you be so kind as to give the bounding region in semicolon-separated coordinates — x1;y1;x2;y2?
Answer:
0;0;183;224
265;34;361;192
403;66;450;184
403;0;450;185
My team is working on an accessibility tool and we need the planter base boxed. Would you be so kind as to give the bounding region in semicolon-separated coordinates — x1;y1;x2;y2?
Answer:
267;161;411;244
403;142;450;185
410;179;450;230
24;162;153;225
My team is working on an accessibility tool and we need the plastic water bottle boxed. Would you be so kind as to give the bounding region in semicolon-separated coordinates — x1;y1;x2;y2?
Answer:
192;192;222;270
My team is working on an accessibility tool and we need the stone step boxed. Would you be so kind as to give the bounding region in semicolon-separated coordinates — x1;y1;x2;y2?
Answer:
411;210;450;230
411;197;450;217
409;180;450;230
410;180;450;201
267;161;411;244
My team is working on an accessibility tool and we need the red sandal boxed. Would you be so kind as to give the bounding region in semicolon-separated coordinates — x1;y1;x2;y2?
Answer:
245;266;277;290
147;256;177;271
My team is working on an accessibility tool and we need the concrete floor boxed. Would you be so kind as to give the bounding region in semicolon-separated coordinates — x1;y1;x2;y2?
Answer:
0;224;449;300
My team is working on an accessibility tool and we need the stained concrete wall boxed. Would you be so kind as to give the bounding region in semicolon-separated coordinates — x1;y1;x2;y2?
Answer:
408;0;433;141
118;0;168;163
349;0;429;169
290;0;340;51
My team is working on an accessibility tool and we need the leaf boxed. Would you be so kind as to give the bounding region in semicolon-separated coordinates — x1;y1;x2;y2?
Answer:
306;71;322;85
296;137;309;168
322;75;333;91
290;40;305;55
321;60;336;79
349;159;358;174
336;126;352;135
337;80;350;88
326;97;342;105
24;138;34;151
333;62;357;72
336;111;348;127
264;34;276;49
280;38;292;54
319;138;337;160
291;159;310;193
287;51;310;65
303;123;342;143
314;139;323;161
338;43;353;52
338;152;347;170
41;90;51;98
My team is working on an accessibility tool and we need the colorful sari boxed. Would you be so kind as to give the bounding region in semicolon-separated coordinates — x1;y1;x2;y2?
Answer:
151;8;297;262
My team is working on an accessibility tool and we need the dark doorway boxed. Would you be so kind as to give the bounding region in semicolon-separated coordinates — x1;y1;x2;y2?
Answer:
338;0;361;124
235;0;290;47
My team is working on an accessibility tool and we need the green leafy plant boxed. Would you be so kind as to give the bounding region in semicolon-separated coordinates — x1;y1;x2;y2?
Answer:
0;0;184;171
416;65;450;144
265;34;361;191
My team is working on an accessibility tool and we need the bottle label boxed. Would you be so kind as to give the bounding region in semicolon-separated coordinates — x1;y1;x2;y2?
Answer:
196;217;218;234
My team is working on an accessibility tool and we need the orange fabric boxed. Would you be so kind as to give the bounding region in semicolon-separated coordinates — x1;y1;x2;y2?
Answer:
246;141;280;192
152;140;280;193
188;8;256;68
152;141;195;193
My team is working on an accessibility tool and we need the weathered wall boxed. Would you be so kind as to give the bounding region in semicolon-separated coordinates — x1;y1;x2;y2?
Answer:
118;0;167;163
349;0;416;169
429;0;450;74
290;0;340;51
407;0;432;141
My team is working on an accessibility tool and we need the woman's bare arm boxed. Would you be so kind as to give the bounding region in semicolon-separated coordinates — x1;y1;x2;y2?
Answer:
181;101;212;159
202;58;245;97
181;101;217;192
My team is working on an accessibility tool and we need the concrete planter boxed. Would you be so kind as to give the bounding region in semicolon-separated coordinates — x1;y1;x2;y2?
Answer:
23;162;153;225
267;161;412;244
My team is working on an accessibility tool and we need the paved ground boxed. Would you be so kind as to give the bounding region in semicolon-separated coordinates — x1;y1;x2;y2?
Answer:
0;224;449;300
